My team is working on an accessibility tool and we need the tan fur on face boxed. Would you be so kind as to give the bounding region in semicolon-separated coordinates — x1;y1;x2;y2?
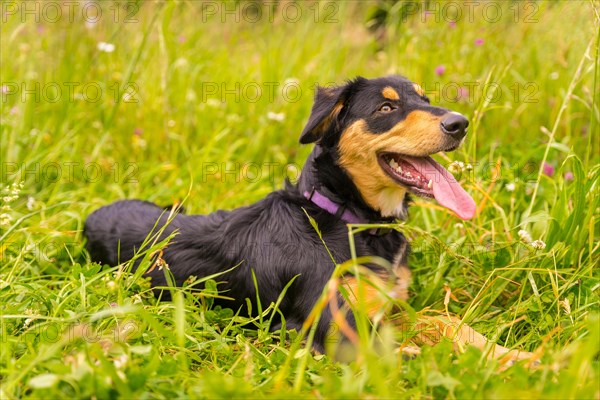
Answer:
337;111;446;217
413;84;425;96
382;86;400;100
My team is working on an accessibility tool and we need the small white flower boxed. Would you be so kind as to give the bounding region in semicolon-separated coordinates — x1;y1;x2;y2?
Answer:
97;42;115;53
549;72;559;80
206;99;221;108
267;111;285;122
26;196;35;210
505;182;516;192
113;354;129;369
226;114;242;123
518;229;532;243
448;161;465;174
186;90;197;102
0;213;12;226
531;240;546;250
10;181;23;195
24;308;36;327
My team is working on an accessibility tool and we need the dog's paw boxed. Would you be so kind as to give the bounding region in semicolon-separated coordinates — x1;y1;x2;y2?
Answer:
498;349;541;369
395;345;421;361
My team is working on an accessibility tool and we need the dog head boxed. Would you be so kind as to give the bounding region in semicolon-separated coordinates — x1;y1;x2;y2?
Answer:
300;76;476;220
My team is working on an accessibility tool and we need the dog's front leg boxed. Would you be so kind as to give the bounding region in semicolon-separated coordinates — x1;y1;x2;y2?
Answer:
410;314;536;365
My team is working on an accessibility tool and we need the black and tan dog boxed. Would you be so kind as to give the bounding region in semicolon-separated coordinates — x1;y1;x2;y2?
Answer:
85;75;531;363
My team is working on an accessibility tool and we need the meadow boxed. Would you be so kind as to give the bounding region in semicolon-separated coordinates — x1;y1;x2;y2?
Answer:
1;1;599;398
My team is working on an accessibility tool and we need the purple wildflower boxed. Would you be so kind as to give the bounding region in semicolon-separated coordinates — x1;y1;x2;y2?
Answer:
564;172;574;181
475;38;484;46
543;162;555;177
458;87;469;101
435;65;446;76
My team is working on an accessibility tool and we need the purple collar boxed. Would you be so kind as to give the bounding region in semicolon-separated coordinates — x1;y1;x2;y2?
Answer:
303;188;393;236
304;188;363;224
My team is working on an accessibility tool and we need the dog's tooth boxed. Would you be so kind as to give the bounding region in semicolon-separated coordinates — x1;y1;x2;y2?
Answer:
396;165;403;173
427;179;433;189
389;159;398;169
405;172;412;178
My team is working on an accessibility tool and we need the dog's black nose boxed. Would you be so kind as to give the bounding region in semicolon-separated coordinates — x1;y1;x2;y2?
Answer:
440;113;469;140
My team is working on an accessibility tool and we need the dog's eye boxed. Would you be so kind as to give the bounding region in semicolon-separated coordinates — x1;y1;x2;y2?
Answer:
378;103;394;113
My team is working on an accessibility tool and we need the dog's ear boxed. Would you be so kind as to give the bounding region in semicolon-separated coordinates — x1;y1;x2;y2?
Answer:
299;85;348;144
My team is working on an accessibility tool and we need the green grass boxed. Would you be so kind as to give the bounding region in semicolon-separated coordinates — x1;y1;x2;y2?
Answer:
1;1;599;398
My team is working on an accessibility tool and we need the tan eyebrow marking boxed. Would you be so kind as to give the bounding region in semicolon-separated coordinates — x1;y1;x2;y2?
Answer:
382;86;400;100
413;83;425;96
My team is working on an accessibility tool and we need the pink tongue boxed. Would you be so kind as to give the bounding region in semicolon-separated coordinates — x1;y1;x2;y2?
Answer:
403;156;477;220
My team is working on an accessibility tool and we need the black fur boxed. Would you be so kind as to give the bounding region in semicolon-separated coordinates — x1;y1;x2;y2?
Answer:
84;75;456;352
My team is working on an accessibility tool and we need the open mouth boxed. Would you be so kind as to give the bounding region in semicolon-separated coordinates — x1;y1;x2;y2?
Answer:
377;152;477;220
378;153;435;198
